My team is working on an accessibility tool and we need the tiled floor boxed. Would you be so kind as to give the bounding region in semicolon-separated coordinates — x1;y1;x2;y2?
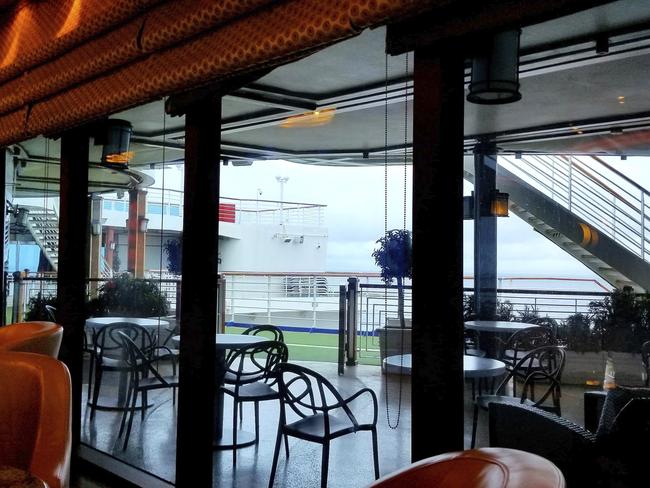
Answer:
77;359;590;487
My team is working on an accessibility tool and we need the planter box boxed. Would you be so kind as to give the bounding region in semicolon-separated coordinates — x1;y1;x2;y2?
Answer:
563;350;645;387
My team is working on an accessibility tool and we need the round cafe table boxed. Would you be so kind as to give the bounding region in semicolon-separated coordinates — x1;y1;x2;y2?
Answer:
86;317;169;410
172;333;270;449
464;321;540;358
383;354;506;379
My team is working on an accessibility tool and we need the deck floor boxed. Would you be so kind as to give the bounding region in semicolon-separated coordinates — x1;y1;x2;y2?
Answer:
77;359;589;488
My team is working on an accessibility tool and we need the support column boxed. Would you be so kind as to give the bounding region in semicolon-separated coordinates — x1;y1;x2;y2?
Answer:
88;195;102;294
0;149;5;326
105;227;115;269
127;189;146;277
57;128;89;457
411;47;465;459
473;140;498;319
175;96;221;487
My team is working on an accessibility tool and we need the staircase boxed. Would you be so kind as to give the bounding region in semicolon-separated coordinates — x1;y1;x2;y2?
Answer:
464;154;650;292
24;206;59;271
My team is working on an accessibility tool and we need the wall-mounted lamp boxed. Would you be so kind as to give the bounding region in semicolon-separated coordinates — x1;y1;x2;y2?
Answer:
139;217;149;233
116;189;125;199
6;202;29;227
91;218;107;236
109;241;116;250
467;29;522;105
491;190;510;217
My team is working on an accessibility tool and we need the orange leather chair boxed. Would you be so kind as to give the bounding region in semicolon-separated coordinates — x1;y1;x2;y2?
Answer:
368;448;565;488
0;351;72;488
0;321;63;357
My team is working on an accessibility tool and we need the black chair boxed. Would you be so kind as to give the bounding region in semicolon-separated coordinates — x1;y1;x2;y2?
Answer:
269;362;379;488
222;340;288;465
116;332;179;450
642;340;650;386
497;326;554;395
471;345;565;448
242;324;284;343
89;322;172;419
489;392;650;487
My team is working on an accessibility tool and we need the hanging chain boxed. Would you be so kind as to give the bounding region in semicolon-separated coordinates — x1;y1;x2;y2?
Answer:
383;53;406;430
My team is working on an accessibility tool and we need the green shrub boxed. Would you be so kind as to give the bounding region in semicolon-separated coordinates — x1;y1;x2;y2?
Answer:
87;273;169;318
25;293;58;321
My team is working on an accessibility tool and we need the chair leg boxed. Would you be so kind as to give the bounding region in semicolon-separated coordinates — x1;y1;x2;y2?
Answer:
232;399;238;467
471;403;479;448
284;433;290;458
123;386;139;451
90;367;103;420
254;402;260;443
118;376;133;438
321;441;330;488
87;353;95;401
141;390;148;421
371;428;380;479
173;387;177;405
268;425;284;488
239;402;243;427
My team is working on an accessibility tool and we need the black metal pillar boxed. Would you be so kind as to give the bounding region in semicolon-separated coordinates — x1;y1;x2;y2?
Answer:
411;47;465;459
473;140;498;319
175;96;221;488
0;148;5;326
58;129;90;456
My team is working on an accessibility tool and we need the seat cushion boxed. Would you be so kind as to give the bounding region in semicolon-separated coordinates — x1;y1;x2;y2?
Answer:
368;447;565;488
222;381;278;401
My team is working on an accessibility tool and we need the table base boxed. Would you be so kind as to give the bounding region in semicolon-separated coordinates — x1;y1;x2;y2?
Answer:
214;429;257;450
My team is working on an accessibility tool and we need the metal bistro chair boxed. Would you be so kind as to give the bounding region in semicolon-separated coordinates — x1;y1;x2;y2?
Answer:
89;322;172;419
242;324;285;343
472;345;566;448
268;362;380;488
117;332;179;450
222;340;288;465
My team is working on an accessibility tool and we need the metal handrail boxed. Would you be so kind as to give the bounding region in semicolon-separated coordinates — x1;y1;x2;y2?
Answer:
500;153;650;260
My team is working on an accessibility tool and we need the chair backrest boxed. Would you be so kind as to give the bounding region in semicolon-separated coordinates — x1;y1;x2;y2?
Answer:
224;341;288;389
0;351;71;488
0;321;63;357
276;362;359;433
44;305;57;322
117;331;171;385
501;326;554;361
495;345;566;412
642;341;650;386
242;324;284;343
94;322;153;360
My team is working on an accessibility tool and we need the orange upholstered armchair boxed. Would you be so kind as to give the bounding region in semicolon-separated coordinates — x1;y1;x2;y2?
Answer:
0;321;63;357
0;351;72;488
368;448;565;488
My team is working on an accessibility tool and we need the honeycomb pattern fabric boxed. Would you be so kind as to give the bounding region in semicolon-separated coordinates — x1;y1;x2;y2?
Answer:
140;0;273;52
0;0;158;84
0;0;440;146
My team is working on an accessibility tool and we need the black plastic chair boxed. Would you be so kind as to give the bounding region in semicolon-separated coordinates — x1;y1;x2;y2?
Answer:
116;331;179;450
242;324;285;343
471;345;565;448
268;362;379;488
89;322;172;419
642;340;650;386
222;340;288;465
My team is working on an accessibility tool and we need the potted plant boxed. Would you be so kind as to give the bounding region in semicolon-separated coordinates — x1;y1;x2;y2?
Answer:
87;273;169;318
163;238;182;275
25;293;58;321
372;229;412;328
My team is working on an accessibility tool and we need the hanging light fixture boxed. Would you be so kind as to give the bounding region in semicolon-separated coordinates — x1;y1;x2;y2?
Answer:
97;119;133;169
467;29;522;105
491;190;510;217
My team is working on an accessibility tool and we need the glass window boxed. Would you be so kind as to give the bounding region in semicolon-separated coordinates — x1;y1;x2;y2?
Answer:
148;203;163;215
103;200;112;210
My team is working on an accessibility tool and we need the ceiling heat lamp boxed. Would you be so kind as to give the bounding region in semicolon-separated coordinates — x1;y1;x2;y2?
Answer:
467;29;522;105
96;119;133;169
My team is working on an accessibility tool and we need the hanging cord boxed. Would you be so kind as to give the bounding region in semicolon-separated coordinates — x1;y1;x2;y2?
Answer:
383;53;406;430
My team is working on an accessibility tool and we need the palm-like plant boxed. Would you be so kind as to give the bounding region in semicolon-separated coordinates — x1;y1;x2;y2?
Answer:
372;229;412;328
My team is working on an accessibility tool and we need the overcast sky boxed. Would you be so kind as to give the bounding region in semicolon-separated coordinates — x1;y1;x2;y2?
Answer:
139;155;650;292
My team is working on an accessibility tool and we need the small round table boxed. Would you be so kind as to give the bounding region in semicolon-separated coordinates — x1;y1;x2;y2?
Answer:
86;317;169;410
172;333;270;450
0;466;47;488
465;321;540;358
383;354;506;378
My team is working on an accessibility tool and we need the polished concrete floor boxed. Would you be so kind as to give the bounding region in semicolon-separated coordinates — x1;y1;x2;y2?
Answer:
77;359;589;487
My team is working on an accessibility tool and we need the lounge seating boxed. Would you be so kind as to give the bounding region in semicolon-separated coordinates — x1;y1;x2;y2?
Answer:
0;351;72;488
489;389;650;487
0;321;63;357
368;447;565;488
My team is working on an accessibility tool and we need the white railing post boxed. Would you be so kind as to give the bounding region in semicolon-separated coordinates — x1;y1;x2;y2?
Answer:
266;275;272;323
230;275;236;322
312;275;318;328
568;156;573;213
642;192;646;259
